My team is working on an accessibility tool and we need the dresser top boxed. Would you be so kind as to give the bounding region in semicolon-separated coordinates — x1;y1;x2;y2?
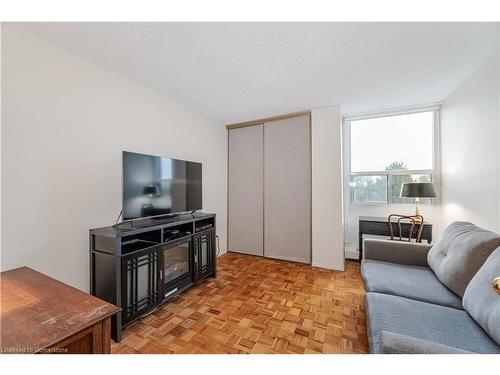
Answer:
359;215;432;226
91;212;216;238
0;267;120;353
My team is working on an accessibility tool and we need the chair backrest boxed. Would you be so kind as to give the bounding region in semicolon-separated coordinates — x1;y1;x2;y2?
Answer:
388;214;424;242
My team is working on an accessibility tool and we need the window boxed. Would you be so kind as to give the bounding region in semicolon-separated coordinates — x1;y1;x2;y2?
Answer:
346;110;437;204
390;174;432;204
351;175;388;204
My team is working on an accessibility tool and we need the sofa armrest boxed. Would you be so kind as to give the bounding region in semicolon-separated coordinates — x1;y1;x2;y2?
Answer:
364;239;432;266
379;331;472;354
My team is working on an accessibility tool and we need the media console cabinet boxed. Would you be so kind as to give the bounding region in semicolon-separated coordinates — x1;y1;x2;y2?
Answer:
90;212;216;342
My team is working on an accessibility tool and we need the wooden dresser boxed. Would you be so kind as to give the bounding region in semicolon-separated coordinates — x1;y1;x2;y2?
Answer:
1;267;120;354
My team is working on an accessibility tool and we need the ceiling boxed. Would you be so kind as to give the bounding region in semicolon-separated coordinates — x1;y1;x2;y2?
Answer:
21;22;499;124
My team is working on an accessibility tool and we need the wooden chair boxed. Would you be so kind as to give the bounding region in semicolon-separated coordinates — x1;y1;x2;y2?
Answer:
388;214;424;243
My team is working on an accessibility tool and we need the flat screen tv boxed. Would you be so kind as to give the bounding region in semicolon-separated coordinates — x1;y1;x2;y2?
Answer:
122;151;202;220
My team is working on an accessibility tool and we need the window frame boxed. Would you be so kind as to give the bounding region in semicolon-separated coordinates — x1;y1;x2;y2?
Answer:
343;107;440;206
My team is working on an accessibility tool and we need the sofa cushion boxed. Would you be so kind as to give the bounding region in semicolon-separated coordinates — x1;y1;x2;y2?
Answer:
379;331;472;354
365;292;500;354
463;247;500;345
361;259;463;309
427;221;500;297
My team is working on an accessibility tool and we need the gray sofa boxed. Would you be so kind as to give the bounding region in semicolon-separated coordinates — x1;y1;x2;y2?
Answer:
361;221;500;354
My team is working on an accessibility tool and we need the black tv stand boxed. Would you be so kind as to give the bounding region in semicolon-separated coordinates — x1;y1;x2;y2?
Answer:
150;213;177;220
90;212;217;342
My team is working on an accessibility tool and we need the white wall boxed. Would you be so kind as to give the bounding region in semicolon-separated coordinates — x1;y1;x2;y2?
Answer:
1;25;228;291
311;106;344;271
441;50;500;232
0;23;3;262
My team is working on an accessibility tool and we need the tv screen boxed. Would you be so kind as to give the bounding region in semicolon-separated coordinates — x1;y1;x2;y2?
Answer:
122;151;202;220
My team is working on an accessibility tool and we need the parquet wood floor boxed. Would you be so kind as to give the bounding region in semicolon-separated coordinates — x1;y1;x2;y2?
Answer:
112;252;368;354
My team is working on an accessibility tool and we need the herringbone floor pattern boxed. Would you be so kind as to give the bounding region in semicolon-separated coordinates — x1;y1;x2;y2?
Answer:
112;252;368;354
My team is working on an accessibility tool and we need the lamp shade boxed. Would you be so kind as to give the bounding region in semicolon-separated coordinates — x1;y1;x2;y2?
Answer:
400;182;436;198
142;185;160;196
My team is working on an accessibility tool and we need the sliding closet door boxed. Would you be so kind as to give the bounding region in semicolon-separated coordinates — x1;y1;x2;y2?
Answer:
228;125;264;256
264;115;311;263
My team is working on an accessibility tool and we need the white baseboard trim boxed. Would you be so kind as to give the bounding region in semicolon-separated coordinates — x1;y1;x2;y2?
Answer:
311;262;345;271
264;253;310;264
216;249;228;257
344;246;359;260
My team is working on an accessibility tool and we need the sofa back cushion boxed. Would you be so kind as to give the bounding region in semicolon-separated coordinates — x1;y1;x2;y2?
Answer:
427;222;500;297
463;247;500;345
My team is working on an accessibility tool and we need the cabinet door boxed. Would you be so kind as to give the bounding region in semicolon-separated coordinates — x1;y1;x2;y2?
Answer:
194;230;215;280
228;125;264;256
121;248;161;325
264;115;311;263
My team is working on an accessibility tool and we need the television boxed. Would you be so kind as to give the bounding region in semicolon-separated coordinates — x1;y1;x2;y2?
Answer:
122;151;202;220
